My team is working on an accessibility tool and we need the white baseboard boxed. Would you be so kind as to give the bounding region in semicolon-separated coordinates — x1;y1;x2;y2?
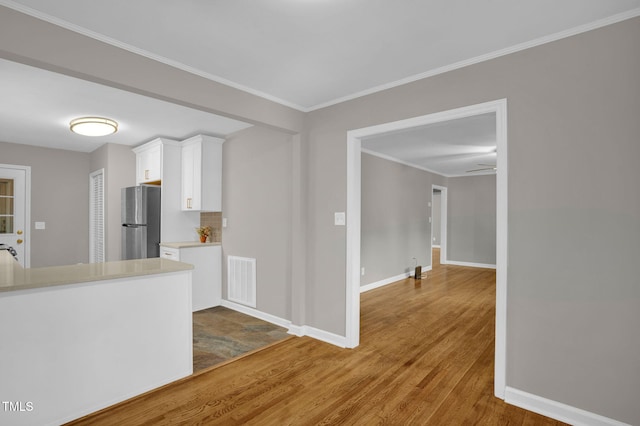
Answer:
360;272;410;293
289;325;348;348
360;266;433;293
287;324;306;337
445;260;496;269
221;300;348;348
221;300;291;329
505;387;631;426
432;245;441;248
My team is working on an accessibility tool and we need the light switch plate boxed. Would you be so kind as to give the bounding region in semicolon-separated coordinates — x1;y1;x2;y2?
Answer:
222;218;228;228
35;222;46;230
334;212;346;226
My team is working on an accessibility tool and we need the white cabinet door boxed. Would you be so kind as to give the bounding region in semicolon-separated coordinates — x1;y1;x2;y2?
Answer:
181;141;199;210
135;143;162;184
181;245;222;311
181;135;223;212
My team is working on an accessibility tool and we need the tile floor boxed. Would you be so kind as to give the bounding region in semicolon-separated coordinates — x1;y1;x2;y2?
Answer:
192;306;291;372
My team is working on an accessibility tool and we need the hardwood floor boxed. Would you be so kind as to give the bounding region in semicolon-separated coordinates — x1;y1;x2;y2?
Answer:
68;255;565;425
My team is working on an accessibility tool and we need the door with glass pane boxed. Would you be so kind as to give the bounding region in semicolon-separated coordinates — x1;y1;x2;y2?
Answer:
0;165;28;267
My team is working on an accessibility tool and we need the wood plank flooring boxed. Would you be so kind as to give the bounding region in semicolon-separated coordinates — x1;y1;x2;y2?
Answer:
68;253;565;425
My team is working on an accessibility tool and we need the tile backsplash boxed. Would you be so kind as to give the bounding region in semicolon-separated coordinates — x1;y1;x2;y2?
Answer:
200;212;222;243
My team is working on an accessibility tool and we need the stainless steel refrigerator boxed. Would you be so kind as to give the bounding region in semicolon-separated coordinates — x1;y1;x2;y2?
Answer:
121;185;161;260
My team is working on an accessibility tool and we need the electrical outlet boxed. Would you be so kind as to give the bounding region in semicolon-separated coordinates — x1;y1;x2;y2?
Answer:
361;267;365;276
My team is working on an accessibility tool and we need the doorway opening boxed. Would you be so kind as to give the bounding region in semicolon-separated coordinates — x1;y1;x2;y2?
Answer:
431;185;447;267
346;99;507;398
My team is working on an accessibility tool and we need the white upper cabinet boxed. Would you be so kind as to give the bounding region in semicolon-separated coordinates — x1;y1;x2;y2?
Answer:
133;138;195;242
181;135;224;212
133;138;177;184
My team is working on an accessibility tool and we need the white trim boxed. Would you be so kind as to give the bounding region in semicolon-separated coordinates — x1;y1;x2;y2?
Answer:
23;165;31;268
221;300;348;348
347;99;508;397
220;299;291;330
445;260;496;270
360;267;433;293
505;387;631;426
345;129;361;349
361;272;409;293
494;100;508;398
2;0;637;112
287;324;306;337
0;0;307;112
290;325;348;348
361;148;448;177
432;184;448;267
361;147;496;178
308;8;640;111
432;245;441;248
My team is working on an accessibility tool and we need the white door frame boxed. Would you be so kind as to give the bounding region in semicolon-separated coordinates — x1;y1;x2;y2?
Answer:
431;185;448;266
0;163;31;267
346;99;508;398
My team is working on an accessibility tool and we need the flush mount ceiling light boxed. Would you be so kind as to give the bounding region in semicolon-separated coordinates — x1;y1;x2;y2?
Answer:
69;117;118;136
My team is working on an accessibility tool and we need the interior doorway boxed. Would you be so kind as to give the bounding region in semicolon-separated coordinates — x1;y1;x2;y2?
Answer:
431;185;447;267
346;99;508;398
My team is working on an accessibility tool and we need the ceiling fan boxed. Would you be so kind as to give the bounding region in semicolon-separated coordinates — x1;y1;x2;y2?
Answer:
466;164;496;173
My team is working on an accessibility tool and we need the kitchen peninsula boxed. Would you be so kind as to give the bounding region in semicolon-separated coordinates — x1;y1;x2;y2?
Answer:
0;251;194;426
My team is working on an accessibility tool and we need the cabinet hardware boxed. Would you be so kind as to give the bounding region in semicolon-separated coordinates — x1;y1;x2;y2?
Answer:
16;239;23;244
187;198;192;209
17;230;23;235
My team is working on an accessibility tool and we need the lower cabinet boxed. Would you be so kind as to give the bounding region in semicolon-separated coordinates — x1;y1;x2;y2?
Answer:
160;244;221;311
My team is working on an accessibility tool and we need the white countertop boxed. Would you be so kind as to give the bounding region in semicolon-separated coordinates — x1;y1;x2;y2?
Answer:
0;251;193;293
160;241;222;249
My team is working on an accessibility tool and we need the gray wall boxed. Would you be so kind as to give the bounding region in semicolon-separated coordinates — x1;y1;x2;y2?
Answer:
89;143;136;262
304;18;640;424
361;155;496;283
0;140;90;267
361;153;444;285
221;126;293;320
2;9;639;424
447;175;496;265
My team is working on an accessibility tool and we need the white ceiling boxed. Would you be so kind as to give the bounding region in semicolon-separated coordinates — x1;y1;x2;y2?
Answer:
3;0;639;111
362;113;497;177
0;58;252;153
1;1;639;155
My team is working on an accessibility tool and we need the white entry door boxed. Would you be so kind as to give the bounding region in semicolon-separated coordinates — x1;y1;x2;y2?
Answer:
0;165;29;267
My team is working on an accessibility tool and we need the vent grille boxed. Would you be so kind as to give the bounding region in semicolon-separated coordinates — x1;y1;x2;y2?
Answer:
227;256;256;308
